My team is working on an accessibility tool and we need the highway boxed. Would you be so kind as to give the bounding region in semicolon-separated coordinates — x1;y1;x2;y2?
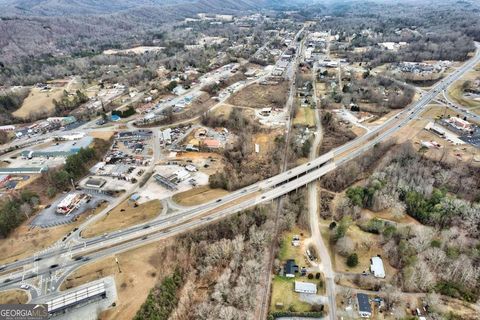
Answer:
0;42;479;318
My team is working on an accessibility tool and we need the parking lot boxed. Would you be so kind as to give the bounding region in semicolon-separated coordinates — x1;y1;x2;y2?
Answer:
31;192;111;228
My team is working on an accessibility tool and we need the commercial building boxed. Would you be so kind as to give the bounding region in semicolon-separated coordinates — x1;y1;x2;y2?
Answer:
370;256;386;278
294;281;317;294
56;194;83;215
0;125;15;131
46;282;106;315
203;139;221;149
446;117;473;132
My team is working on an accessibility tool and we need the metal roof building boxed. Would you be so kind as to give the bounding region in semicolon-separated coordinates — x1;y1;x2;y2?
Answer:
47;282;106;315
357;293;372;318
370;256;386;278
294;281;317;294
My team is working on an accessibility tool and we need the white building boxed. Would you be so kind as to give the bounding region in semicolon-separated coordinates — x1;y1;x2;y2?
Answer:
0;125;15;131
294;281;317;294
370;256;386;278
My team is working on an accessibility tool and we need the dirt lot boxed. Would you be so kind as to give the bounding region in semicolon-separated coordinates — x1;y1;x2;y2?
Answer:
0;289;29;304
227;81;289;109
89;131;116;141
172;152;225;176
60;238;181;320
172;186;229;206
13;87;64;119
82;199;162;238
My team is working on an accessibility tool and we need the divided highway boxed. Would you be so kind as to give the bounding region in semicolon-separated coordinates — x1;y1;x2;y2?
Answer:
0;43;479;318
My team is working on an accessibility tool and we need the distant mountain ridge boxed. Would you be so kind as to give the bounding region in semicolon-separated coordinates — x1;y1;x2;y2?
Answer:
0;0;277;16
0;0;295;63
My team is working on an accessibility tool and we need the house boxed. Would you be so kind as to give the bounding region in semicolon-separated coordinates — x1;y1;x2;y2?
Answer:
260;108;272;116
284;259;299;277
357;293;372;318
370;256;386;278
294;281;317;294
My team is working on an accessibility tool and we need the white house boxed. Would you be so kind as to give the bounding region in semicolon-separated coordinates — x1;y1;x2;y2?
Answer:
370;256;386;278
294;281;317;294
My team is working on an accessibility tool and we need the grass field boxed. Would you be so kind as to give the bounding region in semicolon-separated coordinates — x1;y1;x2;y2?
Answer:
0;290;29;304
270;276;323;313
278;228;310;267
448;82;480;109
60;238;179;320
13;87;64;118
0;203;106;264
293;107;316;127
82;199;162;238
172;186;228;206
228;82;289;109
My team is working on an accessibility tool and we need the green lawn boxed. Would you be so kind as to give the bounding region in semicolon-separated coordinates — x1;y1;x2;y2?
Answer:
270;276;315;312
278;230;309;267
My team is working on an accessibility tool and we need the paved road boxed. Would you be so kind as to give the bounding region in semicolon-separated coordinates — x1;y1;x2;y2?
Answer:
1;43;479;316
308;61;337;319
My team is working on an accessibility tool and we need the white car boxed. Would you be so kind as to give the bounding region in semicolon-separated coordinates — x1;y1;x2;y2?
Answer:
20;284;30;290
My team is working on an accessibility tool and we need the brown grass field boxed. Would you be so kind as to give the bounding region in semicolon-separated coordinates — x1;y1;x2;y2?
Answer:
82;199;162;238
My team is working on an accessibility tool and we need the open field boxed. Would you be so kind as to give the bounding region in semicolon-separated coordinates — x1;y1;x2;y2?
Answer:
89;131;116;141
447;63;480;109
253;130;283;158
278;227;311;267
270;276;323;313
228;82;289;109
82;199;162;238
293;107;316;127
0;289;29;304
333;225;397;279
172;186;229;206
13;87;64;118
61;238;179;320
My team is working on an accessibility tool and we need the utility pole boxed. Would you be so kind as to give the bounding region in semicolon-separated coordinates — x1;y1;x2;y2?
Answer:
115;257;122;273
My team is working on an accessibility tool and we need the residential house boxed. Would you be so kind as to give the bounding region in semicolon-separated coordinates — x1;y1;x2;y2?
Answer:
357;293;372;318
284;259;299;278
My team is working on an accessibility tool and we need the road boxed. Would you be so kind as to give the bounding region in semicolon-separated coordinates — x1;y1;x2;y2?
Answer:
308;61;337;320
0;43;479;317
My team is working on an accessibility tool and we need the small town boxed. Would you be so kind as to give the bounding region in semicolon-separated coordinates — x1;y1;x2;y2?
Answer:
0;1;479;320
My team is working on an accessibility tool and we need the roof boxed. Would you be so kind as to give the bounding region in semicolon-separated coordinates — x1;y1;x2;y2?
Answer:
203;139;221;148
357;293;371;313
284;259;298;275
370;256;386;278
294;281;317;293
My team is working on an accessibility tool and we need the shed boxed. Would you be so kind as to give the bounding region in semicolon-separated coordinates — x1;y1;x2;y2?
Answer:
130;194;141;202
294;281;317;294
